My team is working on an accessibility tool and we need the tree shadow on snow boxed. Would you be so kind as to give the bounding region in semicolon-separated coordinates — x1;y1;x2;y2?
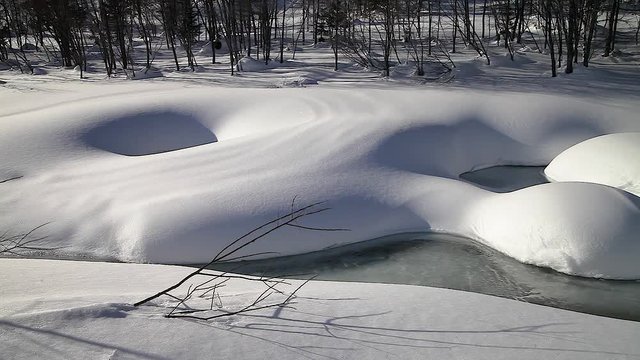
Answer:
0;319;172;360
207;304;638;358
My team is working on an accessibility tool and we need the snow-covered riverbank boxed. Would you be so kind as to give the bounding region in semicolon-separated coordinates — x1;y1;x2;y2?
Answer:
2;83;640;278
2;258;640;360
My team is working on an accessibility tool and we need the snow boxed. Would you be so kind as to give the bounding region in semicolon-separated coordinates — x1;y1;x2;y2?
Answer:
467;182;640;278
545;132;640;197
2;20;640;360
237;56;270;71
2;258;640;360
1;83;640;278
132;66;164;80
82;111;218;156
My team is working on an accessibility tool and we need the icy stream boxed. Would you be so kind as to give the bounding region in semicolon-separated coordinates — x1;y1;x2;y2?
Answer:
207;166;639;321
459;165;549;192
207;232;640;321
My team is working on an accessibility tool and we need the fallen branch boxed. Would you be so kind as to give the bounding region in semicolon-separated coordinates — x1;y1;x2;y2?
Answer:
0;223;55;256
134;200;345;320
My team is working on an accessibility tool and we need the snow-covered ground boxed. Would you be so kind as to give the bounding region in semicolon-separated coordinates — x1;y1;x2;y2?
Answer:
2;33;640;359
2;258;640;360
2;82;640;278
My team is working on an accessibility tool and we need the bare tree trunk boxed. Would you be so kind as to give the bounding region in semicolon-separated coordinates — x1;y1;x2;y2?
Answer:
280;0;286;63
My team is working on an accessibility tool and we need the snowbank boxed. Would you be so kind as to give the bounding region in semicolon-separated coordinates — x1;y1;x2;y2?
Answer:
545;132;640;197
237;56;269;71
467;182;640;279
1;83;640;278
2;258;640;360
132;66;164;79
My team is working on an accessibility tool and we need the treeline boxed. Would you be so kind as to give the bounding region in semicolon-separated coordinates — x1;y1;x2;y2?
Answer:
0;0;636;78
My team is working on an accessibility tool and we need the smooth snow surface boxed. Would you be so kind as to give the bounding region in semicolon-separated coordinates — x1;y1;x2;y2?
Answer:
2;83;640;279
468;183;640;278
2;258;640;360
545;132;640;197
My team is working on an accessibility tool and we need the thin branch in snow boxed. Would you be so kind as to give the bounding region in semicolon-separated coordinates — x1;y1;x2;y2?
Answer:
134;200;344;321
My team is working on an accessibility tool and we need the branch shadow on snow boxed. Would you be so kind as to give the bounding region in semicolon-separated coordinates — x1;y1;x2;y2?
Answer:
0;319;173;360
82;111;217;156
192;302;638;359
2;297;637;359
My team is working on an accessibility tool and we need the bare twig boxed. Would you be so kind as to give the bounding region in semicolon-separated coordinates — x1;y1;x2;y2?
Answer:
134;200;346;317
0;223;55;256
133;201;340;306
0;176;22;184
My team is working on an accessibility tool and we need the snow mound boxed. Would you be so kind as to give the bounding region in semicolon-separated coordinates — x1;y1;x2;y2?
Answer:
237;56;268;72
31;67;47;75
545;132;640;197
132;67;164;79
82;111;217;156
198;40;226;55
278;76;318;87
488;53;536;67
21;43;37;51
389;62;418;78
468;182;640;279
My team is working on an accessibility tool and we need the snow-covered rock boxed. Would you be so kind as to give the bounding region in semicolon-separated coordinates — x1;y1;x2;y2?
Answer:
545;132;640;197
237;56;268;72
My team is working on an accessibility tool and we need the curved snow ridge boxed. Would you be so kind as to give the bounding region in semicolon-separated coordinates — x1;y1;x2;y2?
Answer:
0;88;325;171
545;132;640;197
2;85;640;279
7;303;134;321
467;182;640;279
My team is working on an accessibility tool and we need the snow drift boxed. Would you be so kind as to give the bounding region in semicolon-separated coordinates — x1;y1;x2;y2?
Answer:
468;182;640;278
545;132;640;197
1;83;640;279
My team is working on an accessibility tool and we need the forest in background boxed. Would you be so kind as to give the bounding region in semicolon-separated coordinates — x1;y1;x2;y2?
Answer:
1;0;639;78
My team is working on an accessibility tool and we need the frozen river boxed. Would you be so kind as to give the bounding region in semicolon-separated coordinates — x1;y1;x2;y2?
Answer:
208;232;640;321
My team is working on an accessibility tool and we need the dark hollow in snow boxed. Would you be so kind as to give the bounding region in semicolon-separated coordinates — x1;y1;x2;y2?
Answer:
83;112;217;156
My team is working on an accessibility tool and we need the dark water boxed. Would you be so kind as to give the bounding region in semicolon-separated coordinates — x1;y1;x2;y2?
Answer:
207;232;640;322
459;165;548;192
